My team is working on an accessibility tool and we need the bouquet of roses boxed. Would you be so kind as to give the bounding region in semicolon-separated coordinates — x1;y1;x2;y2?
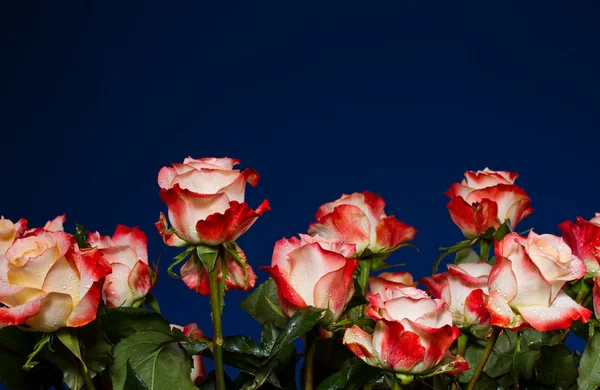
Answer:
1;157;599;390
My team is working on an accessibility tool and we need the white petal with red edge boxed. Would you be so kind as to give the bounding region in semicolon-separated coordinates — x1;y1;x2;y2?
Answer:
518;290;592;332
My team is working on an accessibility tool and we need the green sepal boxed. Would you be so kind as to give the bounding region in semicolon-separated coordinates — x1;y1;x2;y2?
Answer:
75;223;91;249
196;244;219;273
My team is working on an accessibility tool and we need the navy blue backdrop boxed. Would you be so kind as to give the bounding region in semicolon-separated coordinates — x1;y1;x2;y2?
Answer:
2;1;599;384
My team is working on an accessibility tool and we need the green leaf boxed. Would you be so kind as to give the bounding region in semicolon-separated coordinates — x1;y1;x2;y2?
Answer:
459;347;484;383
538;345;577;389
80;327;113;376
75;223;91;249
102;307;171;343
472;373;499;390
577;332;600;390
259;323;280;357
240;278;288;329
454;247;480;265
56;329;83;361
316;357;380;390
494;220;512;241
125;360;150;390
270;307;325;358
432;239;474;274
144;293;161;313
196;244;219;273
41;342;85;390
111;330;197;390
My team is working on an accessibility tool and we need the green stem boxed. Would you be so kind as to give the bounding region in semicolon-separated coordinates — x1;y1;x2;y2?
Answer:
304;331;317;390
457;332;469;357
350;259;372;320
511;331;522;388
82;363;96;390
391;378;402;390
207;253;226;390
479;240;491;262
466;327;501;390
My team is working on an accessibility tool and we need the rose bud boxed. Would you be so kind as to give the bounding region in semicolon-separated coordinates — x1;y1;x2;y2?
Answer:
0;226;111;331
179;242;256;295
344;273;468;376
445;168;533;238
88;225;156;308
308;191;416;257
261;234;358;321
420;263;492;338
486;232;591;331
156;157;270;246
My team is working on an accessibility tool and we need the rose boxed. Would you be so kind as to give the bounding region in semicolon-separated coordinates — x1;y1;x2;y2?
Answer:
420;262;492;338
0;226;111;331
88;225;156;307
156;157;270;246
445;168;533;238
179;242;256;295
0;216;27;254
559;214;600;277
171;323;206;385
262;234;358;321
308;191;417;256
343;272;467;376
486;232;591;331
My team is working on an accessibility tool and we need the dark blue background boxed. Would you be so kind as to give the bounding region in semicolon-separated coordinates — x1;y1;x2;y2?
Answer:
2;1;599;384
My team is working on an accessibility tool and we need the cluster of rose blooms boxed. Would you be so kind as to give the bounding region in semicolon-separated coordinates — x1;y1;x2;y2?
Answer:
2;157;600;384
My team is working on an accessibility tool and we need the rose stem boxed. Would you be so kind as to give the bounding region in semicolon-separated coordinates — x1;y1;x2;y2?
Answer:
451;333;469;390
304;330;317;390
207;250;226;390
479;240;491;262
466;327;501;390
349;258;373;320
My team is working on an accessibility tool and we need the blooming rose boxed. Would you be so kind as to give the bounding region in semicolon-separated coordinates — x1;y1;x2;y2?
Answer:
343;273;467;375
0;216;27;254
156;157;270;246
445;168;533;238
179;242;256;295
262;234;358;321
308;191;417;256
0;226;111;331
88;225;155;308
558;214;600;277
420;262;492;338
171;323;206;385
486;232;591;331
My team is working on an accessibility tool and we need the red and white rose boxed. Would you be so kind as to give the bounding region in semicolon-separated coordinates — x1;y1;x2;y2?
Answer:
308;191;417;256
0;220;111;332
420;262;492;338
343;272;467;375
88;225;156;308
156;157;270;246
486;232;591;331
445;168;533;238
262;234;358;321
179;242;256;295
